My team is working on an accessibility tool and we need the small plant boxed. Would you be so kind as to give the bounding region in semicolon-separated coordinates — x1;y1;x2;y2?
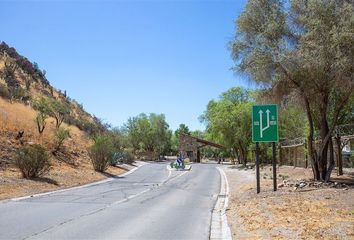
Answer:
15;144;51;178
278;174;289;180
53;127;70;153
111;151;134;166
35;113;47;135
0;83;10;99
88;135;114;172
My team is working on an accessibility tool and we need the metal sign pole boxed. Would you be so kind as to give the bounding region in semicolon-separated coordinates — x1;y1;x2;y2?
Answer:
256;142;260;194
272;142;277;191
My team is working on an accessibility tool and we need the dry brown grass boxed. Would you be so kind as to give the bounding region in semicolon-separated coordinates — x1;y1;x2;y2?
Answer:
224;165;354;239
0;98;126;200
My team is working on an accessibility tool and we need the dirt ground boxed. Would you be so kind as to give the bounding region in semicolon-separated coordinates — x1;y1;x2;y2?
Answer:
0;98;128;200
221;164;354;240
0;160;127;201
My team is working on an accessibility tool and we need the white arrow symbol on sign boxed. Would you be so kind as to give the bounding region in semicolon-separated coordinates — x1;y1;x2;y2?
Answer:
259;109;270;138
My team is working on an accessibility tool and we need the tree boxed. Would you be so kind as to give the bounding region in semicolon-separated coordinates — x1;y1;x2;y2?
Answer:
109;127;129;153
49;99;71;129
126;113;172;159
230;0;354;181
34;96;71;129
171;124;191;154
33;97;51;135
53;127;70;154
88;135;114;172
201;87;253;165
175;124;191;138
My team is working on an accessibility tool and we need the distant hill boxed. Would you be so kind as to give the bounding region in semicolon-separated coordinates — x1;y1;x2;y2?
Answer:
0;41;106;135
0;41;123;200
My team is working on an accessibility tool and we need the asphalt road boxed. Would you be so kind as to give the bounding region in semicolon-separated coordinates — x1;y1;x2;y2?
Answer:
0;163;221;240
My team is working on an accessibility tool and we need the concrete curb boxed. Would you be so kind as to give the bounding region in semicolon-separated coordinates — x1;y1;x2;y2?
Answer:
2;161;149;203
210;167;232;240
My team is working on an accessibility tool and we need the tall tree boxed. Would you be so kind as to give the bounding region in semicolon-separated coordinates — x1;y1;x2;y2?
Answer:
174;124;191;138
126;113;172;158
230;0;354;181
201;87;253;165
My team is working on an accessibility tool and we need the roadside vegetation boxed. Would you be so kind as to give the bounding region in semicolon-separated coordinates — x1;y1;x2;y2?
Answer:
15;144;51;179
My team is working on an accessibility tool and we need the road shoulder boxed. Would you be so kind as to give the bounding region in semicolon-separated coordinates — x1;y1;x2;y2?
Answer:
220;164;354;239
1;161;148;203
210;166;232;240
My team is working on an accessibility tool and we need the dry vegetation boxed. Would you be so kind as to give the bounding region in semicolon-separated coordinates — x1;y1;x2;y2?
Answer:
0;43;130;200
0;90;125;201
223;165;354;239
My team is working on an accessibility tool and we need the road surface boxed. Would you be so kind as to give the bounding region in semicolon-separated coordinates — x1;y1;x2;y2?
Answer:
0;163;221;240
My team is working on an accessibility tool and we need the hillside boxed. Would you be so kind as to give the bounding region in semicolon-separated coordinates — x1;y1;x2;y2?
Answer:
0;42;125;200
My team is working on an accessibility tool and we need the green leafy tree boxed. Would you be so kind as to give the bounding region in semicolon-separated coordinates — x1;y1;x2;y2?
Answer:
201;87;253;165
33;96;71;129
279;106;307;140
174;124;191;138
230;0;354;181
33;97;51;135
126;113;172;159
49;99;71;129
171;124;191;154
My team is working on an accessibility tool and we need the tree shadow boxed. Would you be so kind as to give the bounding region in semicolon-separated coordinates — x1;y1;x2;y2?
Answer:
30;177;60;186
99;171;125;179
330;175;354;186
53;151;78;168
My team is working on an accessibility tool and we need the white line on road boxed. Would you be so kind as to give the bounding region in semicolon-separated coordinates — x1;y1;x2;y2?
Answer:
5;161;149;203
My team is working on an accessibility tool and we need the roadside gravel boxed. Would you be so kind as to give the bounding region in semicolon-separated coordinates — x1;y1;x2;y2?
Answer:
219;163;354;239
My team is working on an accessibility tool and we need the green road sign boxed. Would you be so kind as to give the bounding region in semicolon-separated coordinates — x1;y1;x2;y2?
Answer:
252;104;279;142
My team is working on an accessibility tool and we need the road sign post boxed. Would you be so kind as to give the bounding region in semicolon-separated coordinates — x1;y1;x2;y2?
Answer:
272;142;277;191
252;104;279;193
256;142;260;194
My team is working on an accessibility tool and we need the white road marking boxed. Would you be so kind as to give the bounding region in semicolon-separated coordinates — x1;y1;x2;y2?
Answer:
6;161;149;203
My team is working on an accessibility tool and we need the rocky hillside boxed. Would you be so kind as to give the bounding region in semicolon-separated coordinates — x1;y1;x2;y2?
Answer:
0;42;106;135
0;42;124;200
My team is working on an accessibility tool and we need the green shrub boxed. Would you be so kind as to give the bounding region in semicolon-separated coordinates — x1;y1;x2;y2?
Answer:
15;144;51;178
11;86;27;101
88;135;114;172
111;150;134;165
0;83;10;99
54;127;70;152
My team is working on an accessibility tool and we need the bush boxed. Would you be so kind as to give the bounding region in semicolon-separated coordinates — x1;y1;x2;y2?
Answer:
11;86;27;101
0;83;10;99
54;127;70;152
15;144;51;178
111;151;134;165
88;135;114;172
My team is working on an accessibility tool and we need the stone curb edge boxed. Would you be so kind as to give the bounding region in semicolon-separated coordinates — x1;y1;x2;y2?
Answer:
210;167;232;240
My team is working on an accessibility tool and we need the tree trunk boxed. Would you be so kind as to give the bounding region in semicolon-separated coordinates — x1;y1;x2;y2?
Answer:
234;147;241;164
317;106;330;181
304;98;320;180
325;138;335;182
238;141;246;166
335;136;343;175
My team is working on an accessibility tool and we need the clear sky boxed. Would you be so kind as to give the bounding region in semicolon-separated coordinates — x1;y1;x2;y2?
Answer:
1;0;249;131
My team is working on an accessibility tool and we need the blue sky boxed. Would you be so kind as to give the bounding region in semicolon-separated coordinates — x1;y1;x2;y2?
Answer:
1;0;249;131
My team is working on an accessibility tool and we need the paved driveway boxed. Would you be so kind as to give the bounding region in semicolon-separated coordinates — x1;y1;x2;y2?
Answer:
0;163;220;240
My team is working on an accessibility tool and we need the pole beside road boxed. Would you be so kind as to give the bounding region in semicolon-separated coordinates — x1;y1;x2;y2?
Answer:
272;142;277;191
256;142;260;194
252;104;279;194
